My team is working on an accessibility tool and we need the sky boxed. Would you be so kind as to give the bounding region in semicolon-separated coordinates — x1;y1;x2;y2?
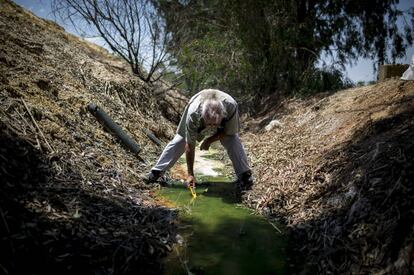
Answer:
12;0;414;83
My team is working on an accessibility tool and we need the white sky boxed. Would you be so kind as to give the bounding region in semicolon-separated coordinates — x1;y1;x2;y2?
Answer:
12;0;414;83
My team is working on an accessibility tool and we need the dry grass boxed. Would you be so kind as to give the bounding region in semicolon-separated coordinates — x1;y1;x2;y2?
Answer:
0;0;177;273
243;79;414;274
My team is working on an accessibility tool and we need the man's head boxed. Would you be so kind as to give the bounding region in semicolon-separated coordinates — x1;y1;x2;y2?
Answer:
201;98;226;127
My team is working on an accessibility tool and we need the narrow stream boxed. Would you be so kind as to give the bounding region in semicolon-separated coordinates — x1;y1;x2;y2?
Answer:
157;148;287;275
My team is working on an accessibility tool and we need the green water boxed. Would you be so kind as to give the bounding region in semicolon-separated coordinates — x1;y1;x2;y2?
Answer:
158;176;287;275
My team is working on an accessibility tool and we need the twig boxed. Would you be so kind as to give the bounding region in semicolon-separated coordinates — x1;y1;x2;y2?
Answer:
21;98;55;153
0;205;15;261
0;263;9;275
0;206;10;234
269;221;282;234
16;109;35;134
0;110;24;136
175;245;192;275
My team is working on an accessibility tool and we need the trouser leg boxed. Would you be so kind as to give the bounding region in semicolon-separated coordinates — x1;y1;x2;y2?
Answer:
220;134;250;177
152;134;186;172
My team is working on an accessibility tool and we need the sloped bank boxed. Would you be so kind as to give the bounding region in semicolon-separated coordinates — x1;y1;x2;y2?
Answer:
243;79;414;274
0;0;178;274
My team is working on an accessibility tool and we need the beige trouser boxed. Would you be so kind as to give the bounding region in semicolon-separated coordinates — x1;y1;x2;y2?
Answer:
152;134;250;178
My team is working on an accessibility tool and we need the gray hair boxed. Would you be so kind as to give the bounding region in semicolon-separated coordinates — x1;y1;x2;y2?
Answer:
201;98;226;124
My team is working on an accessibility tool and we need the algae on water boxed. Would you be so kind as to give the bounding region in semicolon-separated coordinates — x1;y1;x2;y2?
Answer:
159;149;287;275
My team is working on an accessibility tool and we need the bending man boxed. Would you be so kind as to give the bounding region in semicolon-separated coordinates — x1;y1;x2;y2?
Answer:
144;89;253;190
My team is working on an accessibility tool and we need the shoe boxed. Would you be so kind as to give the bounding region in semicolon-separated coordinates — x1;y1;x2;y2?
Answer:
142;170;162;184
235;170;254;191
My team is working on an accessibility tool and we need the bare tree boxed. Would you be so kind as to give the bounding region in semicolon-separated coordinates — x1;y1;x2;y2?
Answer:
52;0;170;83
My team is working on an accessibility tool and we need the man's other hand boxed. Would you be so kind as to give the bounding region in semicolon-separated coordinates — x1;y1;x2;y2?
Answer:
200;138;211;150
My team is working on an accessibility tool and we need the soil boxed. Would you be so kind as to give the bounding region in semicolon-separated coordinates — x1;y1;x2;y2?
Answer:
0;0;178;274
243;79;414;274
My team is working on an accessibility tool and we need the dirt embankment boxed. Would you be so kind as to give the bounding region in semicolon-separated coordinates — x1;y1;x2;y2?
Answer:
244;79;414;274
0;0;178;274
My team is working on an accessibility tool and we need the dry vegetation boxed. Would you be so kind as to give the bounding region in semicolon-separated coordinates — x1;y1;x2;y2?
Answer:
0;0;179;274
243;79;414;274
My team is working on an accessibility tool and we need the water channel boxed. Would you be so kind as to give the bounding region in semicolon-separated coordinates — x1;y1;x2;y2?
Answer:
157;148;287;275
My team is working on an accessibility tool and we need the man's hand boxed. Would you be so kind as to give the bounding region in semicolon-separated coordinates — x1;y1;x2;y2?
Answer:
186;175;196;187
200;138;212;151
200;132;225;151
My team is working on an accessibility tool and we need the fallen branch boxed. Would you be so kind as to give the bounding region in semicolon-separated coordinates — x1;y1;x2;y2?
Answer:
21;98;55;153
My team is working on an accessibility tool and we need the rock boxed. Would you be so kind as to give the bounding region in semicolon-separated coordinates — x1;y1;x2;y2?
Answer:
265;119;283;131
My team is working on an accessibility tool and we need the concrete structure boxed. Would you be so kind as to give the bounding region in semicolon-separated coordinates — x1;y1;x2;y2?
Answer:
378;64;409;81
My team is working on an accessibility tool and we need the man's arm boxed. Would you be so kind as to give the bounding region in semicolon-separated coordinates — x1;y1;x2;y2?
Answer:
185;143;196;186
200;131;225;150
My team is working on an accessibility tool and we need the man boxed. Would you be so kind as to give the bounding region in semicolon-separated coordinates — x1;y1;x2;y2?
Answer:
143;89;253;190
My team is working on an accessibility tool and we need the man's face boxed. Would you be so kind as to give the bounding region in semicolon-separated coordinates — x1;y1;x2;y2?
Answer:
204;118;220;128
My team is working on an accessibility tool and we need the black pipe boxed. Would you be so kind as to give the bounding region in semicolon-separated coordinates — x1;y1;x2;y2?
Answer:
87;103;141;155
142;128;162;147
